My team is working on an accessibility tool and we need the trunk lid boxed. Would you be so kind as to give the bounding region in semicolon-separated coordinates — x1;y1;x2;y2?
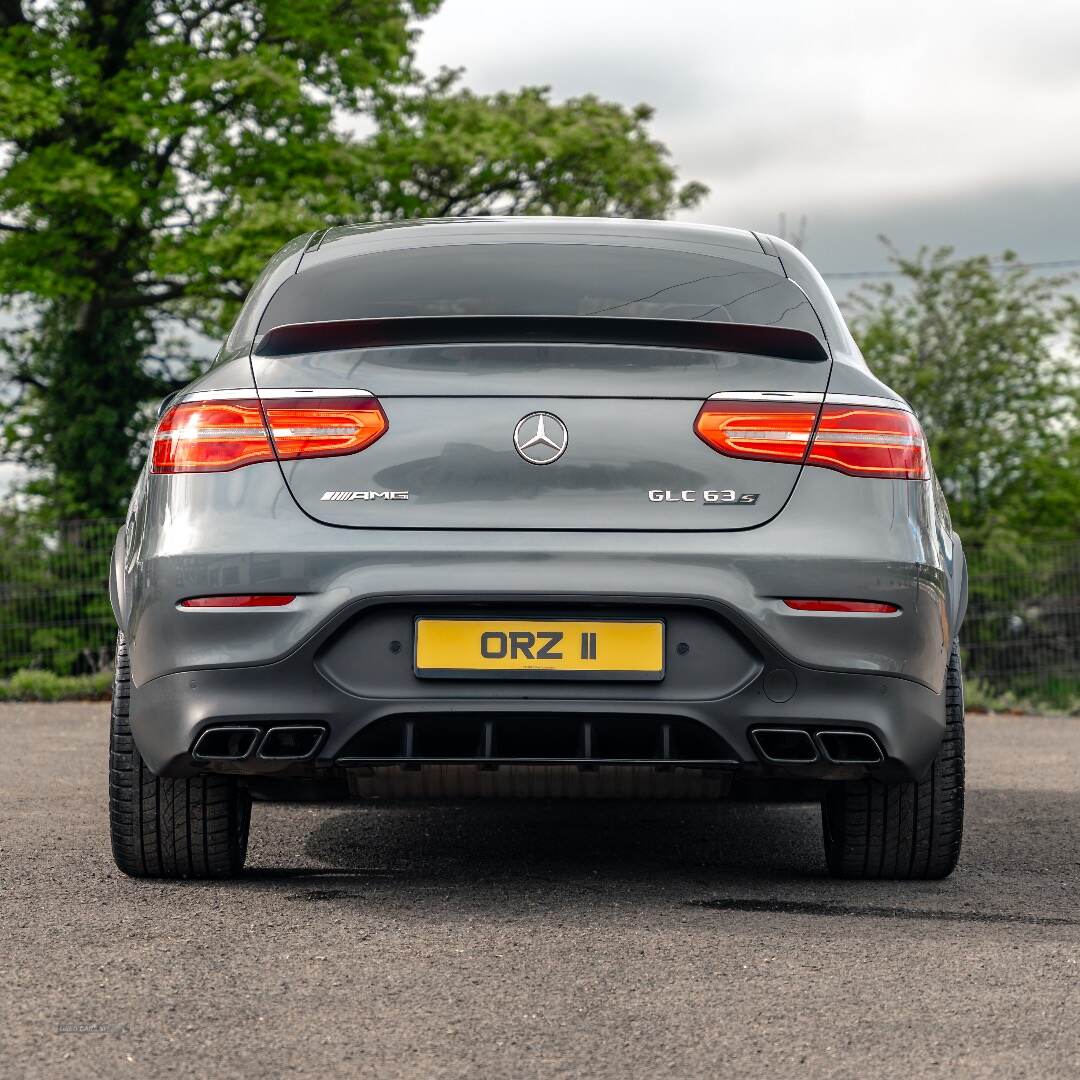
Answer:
251;337;831;531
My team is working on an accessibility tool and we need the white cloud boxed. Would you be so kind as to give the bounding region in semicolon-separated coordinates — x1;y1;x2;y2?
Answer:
415;0;1080;249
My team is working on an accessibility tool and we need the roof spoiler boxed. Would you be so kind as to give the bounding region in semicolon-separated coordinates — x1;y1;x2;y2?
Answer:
253;315;829;363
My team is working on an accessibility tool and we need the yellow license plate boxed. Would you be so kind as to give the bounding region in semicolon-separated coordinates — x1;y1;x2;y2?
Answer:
414;618;665;680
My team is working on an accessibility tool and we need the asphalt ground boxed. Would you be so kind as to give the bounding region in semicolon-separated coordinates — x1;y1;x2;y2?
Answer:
2;704;1078;1079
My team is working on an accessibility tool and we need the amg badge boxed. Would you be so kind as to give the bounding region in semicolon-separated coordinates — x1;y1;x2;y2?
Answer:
321;490;409;501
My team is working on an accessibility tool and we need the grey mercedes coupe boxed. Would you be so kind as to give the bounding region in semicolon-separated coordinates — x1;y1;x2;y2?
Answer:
108;217;966;880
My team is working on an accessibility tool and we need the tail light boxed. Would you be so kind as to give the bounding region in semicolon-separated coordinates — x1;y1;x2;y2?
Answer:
152;395;387;474
694;401;818;465
694;399;927;479
807;405;927;479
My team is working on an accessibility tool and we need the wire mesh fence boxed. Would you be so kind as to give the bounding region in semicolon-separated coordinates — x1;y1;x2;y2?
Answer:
963;541;1080;709
0;517;120;678
0;515;1077;708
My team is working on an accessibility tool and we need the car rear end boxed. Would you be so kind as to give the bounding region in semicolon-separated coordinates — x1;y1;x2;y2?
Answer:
109;219;966;878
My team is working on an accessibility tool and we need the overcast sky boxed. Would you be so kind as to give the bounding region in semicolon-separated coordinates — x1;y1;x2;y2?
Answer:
415;0;1080;276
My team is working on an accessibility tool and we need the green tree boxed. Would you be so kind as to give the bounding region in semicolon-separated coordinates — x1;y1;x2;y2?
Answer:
850;246;1080;543
0;1;705;520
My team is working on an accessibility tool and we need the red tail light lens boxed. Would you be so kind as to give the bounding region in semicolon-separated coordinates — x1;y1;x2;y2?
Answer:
153;399;272;473
805;405;927;479
694;400;927;479
152;396;387;474
694;401;818;463
181;595;296;608
263;397;387;462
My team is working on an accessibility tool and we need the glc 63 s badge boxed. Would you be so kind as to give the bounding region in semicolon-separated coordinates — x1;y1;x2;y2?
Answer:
648;489;759;504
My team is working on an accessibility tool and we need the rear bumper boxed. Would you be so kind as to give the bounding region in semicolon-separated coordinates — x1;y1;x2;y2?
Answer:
129;592;947;784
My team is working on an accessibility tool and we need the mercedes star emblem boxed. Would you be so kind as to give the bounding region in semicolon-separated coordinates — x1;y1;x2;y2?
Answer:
513;412;569;465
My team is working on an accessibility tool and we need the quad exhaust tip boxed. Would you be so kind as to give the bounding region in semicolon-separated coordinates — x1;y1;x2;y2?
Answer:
191;726;262;761
191;724;325;762
816;730;884;765
257;725;325;761
750;728;818;764
751;727;885;766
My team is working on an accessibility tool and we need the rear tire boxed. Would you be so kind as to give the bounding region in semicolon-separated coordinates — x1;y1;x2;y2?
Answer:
108;633;251;878
821;641;965;879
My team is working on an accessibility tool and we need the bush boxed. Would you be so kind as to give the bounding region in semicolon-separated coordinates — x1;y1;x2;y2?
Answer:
0;668;113;702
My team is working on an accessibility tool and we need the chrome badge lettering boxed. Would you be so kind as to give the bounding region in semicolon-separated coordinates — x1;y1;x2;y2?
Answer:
321;490;410;501
647;489;759;505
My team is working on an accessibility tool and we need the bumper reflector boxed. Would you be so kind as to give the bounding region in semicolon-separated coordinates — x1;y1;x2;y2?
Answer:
784;599;899;614
180;595;296;608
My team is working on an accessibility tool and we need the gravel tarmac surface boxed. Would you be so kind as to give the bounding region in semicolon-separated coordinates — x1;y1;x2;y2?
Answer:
2;704;1079;1079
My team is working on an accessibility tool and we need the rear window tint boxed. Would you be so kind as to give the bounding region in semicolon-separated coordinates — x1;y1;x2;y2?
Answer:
256;243;823;342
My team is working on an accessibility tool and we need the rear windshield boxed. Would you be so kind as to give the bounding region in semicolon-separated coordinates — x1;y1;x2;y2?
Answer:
256;243;824;341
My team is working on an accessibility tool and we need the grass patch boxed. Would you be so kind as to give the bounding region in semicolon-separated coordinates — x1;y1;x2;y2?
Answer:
965;675;1080;717
0;668;113;702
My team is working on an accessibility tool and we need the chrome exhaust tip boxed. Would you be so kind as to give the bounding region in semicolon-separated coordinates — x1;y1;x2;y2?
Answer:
750;728;819;764
191;726;262;761
257;725;325;761
816;730;884;765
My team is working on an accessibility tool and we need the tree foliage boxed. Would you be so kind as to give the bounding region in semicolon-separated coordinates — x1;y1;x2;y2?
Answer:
0;0;705;518
849;246;1080;544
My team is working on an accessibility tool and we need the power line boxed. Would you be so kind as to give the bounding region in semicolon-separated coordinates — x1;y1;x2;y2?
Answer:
821;257;1080;280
